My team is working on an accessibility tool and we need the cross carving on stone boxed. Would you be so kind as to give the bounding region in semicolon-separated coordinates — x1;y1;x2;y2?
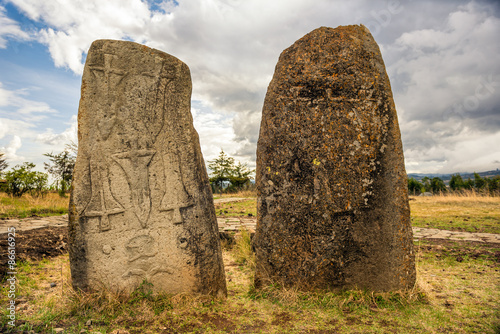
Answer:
89;53;126;93
160;197;193;225
89;53;127;140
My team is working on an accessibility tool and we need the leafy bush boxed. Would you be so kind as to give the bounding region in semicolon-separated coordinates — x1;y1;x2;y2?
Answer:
4;162;49;197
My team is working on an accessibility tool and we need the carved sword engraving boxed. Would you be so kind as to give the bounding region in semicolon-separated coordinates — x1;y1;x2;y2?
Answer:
160;147;193;224
83;158;125;232
112;149;156;228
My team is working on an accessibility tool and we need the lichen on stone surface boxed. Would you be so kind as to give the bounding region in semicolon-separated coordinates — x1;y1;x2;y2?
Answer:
254;25;415;292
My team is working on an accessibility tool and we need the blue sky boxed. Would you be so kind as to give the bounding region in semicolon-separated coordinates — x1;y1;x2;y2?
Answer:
0;0;499;175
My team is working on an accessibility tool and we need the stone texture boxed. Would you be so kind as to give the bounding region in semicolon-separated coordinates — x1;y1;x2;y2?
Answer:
69;40;226;296
254;25;416;291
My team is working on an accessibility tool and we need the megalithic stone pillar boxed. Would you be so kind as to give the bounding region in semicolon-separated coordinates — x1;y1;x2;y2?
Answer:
254;25;416;291
69;40;226;296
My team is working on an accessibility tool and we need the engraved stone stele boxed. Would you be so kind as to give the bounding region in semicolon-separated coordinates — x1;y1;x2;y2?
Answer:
69;40;226;296
253;25;416;291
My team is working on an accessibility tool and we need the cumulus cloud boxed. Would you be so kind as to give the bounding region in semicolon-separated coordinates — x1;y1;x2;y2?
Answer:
0;5;30;48
9;0;151;73
0;81;58;166
3;0;500;173
191;102;235;160
36;114;77;145
387;2;500;172
0;135;23;161
0;117;36;141
0;82;57;120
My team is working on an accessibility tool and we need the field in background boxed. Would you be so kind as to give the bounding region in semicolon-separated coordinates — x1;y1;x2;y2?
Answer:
410;192;500;234
0;192;68;219
215;198;257;218
212;189;257;200
214;190;500;235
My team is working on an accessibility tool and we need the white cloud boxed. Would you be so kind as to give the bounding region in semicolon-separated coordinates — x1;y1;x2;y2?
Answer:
390;3;500;119
0;117;36;140
36;114;77;145
439;131;500;173
0;5;30;48
0;81;58;167
0;135;23;161
10;0;152;74
0;82;57;119
387;2;500;173
3;0;500;174
0;82;13;106
192;103;235;161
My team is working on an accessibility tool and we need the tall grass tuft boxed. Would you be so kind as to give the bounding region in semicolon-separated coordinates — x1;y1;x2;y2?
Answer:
0;192;69;218
232;228;255;270
249;282;428;311
213;189;257;199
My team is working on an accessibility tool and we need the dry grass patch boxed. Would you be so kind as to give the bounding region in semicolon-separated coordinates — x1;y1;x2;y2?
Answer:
1;239;499;333
213;189;256;200
0;192;69;219
2;191;499;333
410;192;500;234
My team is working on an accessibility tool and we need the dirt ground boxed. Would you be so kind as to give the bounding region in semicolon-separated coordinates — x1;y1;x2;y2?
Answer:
0;227;68;278
417;238;500;263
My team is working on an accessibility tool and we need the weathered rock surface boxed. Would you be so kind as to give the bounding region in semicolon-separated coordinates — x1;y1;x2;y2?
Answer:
69;40;226;296
254;25;416;291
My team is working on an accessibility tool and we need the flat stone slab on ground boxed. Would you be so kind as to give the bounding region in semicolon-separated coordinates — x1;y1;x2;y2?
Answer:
0;215;68;235
213;197;249;204
412;227;500;244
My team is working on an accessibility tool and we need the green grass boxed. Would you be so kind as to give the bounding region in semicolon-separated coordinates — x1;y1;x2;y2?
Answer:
0;192;68;219
2;238;499;333
409;194;500;234
215;198;257;218
1;190;499;332
212;189;257;200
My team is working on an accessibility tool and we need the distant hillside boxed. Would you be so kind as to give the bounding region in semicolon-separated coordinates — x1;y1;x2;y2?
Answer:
407;169;500;184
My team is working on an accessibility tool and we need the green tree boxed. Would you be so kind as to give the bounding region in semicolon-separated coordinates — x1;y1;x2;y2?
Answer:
208;149;235;192
407;177;423;195
449;174;464;191
0;152;7;192
228;161;253;191
0;152;7;175
473;172;485;190
44;148;76;197
4;162;49;197
430;177;447;193
486;175;500;194
208;149;254;193
421;176;431;193
463;178;474;189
